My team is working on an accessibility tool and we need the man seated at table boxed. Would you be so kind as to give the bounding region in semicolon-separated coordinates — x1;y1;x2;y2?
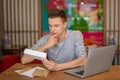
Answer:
21;9;87;71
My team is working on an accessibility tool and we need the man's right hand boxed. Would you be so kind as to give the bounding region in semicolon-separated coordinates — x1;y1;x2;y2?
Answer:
35;34;58;53
44;35;58;49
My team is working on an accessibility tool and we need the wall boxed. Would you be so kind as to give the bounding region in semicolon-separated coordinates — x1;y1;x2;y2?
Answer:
41;0;103;46
104;0;120;49
3;0;41;48
0;0;4;48
104;0;120;65
2;0;120;50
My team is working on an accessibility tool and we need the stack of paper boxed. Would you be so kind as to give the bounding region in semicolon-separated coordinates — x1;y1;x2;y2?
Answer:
24;49;47;61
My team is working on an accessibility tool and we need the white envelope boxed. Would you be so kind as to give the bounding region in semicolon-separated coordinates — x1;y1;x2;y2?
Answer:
15;66;45;77
24;49;47;61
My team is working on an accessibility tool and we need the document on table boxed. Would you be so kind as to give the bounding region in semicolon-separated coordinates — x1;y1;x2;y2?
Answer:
15;66;47;77
24;49;47;61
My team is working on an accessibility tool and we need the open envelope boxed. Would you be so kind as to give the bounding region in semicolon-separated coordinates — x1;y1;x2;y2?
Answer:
15;66;49;77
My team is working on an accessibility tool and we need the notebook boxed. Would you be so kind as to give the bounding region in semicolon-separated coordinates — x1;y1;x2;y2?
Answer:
64;45;117;78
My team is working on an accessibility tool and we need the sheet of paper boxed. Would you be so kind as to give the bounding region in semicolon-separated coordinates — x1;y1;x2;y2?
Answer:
15;66;45;77
24;49;48;61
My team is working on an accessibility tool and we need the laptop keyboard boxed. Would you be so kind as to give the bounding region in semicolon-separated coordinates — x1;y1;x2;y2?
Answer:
75;70;84;75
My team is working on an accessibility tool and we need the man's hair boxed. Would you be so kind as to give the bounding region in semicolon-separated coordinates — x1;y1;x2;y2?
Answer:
48;9;67;23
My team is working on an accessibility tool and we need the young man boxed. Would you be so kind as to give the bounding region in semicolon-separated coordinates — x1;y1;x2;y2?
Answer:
21;9;87;71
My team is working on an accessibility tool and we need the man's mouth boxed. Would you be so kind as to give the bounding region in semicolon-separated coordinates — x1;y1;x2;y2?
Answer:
51;33;56;35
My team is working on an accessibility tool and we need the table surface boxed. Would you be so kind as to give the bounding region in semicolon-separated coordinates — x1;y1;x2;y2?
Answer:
0;63;120;80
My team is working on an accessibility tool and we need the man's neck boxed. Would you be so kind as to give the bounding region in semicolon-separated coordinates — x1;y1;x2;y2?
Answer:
58;30;67;42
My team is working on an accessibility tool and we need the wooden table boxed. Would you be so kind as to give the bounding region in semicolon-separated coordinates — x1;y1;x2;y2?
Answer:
0;63;120;80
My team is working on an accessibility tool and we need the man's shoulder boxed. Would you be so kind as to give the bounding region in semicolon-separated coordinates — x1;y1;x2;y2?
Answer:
68;30;82;35
41;34;50;38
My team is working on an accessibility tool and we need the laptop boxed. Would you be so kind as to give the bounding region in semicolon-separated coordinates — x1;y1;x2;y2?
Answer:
64;45;117;78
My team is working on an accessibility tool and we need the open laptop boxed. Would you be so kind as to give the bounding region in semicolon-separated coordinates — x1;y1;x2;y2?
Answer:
64;45;117;78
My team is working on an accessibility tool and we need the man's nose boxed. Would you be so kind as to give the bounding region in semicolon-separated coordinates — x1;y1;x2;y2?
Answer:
50;27;55;32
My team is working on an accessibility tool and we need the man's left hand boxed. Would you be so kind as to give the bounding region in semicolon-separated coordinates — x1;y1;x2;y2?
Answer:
42;60;61;71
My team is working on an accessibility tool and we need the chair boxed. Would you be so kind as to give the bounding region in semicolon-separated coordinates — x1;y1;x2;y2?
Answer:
0;50;20;73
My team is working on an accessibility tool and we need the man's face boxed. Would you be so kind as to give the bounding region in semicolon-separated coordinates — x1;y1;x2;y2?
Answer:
48;17;67;38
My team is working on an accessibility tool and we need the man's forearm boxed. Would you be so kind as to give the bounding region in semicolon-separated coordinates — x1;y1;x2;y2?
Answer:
21;54;34;64
21;44;49;64
59;57;86;70
36;45;47;52
36;42;53;52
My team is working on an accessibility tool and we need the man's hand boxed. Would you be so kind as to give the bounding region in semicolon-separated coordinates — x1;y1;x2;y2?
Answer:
42;57;86;71
44;35;58;49
42;60;61;71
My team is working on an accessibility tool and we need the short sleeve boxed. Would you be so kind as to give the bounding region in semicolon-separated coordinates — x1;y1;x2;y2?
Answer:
30;35;49;50
74;31;87;59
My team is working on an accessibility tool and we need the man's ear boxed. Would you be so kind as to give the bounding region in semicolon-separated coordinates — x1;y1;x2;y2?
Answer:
64;22;67;29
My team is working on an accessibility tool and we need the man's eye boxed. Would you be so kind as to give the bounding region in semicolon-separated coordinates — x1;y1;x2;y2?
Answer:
55;25;59;27
49;25;52;27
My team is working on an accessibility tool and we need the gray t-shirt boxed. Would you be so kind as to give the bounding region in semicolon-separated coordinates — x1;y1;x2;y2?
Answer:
31;30;87;63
